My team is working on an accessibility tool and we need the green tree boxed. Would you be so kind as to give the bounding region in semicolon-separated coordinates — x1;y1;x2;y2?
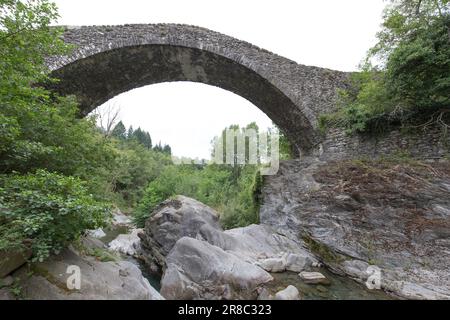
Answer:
111;121;127;140
0;0;115;263
127;126;134;139
321;0;450;134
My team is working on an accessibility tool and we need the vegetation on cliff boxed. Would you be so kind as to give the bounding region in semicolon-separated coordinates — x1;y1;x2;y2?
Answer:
320;0;450;134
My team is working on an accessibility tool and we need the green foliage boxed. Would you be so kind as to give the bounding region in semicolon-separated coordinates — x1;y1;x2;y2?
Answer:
218;165;262;229
320;0;450;134
111;121;127;140
127;126;153;149
134;157;262;229
0;0;117;263
134;122;289;228
107;138;172;210
133;164;232;227
0;0;69;103
0;170;110;262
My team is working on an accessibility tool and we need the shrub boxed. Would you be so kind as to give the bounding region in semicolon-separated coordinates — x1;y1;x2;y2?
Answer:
0;170;111;262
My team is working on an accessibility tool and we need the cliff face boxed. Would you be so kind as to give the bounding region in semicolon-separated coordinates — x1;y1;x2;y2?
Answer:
260;157;450;299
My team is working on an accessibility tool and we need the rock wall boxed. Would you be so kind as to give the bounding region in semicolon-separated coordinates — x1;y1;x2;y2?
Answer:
319;127;450;161
260;157;450;299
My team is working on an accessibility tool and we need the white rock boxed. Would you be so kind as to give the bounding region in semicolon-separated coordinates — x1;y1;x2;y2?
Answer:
108;229;142;256
87;228;106;239
112;210;132;226
257;257;286;273
286;253;312;272
274;285;300;300
299;271;329;285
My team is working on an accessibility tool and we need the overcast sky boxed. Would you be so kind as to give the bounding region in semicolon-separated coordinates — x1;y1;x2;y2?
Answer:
53;0;386;159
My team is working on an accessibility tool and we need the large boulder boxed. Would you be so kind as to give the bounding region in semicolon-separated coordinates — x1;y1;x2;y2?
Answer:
198;224;317;272
160;237;273;300
12;246;163;300
0;249;31;278
139;196;221;272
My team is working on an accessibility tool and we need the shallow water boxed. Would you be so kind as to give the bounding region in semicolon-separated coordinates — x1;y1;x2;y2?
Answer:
265;268;395;300
100;225;130;244
99;225;162;291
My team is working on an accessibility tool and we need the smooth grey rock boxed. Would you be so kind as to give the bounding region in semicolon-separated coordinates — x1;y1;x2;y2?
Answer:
0;276;14;287
160;237;273;300
202;224;317;267
0;249;31;278
274;285;300;300
140;196;222;272
108;228;142;256
342;260;370;281
286;253;313;273
14;248;162;300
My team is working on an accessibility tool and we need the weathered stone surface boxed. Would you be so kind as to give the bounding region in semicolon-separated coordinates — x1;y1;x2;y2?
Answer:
260;157;450;299
0;249;31;278
160;237;273;300
199;224;317;270
46;24;351;155
0;276;14;287
108;228;142;256
256;287;274;300
299;272;329;285
13;247;162;300
274;285;301;300
140;195;222;272
257;258;286;273
0;288;15;300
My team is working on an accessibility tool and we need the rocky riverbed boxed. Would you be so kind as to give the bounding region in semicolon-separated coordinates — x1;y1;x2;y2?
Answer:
1;157;448;300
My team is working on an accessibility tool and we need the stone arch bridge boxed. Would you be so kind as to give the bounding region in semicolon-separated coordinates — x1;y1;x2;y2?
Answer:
47;24;350;155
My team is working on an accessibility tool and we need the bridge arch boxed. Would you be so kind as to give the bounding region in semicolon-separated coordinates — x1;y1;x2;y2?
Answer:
47;24;349;155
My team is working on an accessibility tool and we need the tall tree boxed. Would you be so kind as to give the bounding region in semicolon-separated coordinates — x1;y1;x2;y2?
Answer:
162;144;172;155
111;121;127;140
127;126;134;139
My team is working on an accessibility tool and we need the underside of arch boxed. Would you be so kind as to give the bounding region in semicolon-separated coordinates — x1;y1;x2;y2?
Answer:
49;44;318;154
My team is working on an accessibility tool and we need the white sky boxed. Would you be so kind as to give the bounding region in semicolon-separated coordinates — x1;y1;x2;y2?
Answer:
53;0;386;159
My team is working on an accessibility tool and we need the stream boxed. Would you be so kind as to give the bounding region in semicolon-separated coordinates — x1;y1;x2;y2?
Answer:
100;225;394;300
99;225;162;291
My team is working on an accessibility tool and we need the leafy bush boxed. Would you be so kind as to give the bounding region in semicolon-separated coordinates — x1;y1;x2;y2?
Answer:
0;170;111;262
320;0;450;134
133;164;261;229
